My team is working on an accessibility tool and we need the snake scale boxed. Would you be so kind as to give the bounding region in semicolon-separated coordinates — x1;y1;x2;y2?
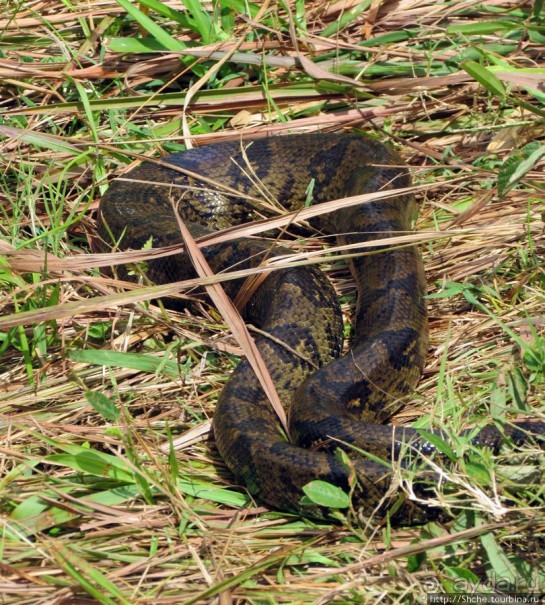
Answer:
98;133;544;524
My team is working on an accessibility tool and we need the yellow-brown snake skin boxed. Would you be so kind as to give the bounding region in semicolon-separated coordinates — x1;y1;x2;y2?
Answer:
98;134;544;523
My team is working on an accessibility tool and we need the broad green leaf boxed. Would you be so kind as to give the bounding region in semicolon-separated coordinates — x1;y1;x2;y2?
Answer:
480;532;518;585
490;382;507;421
417;430;457;461
10;485;141;535
301;480;350;509
465;460;491;486
176;480;248;507
108;37;168;53
45;448;135;482
85;391;120;422
445;565;481;584
461;60;506;98
497;142;545;196
497;464;543;483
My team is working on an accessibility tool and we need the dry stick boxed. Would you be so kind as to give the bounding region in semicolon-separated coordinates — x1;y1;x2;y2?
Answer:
3;179;452;275
170;198;288;432
0;233;439;332
0;178;485;331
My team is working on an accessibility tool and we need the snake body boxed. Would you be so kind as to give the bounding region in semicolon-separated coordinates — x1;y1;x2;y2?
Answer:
98;133;544;523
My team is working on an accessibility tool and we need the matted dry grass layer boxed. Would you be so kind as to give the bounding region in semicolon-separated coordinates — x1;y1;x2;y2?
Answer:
1;1;544;603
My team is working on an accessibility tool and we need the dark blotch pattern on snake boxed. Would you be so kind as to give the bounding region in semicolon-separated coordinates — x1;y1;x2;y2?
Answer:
98;134;545;524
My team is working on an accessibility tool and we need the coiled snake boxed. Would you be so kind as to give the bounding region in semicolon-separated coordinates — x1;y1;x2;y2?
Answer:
98;133;544;524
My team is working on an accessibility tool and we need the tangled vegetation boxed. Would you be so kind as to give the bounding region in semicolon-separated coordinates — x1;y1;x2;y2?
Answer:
1;1;544;603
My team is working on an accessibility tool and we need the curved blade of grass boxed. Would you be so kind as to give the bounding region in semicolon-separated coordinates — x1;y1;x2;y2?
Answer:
130;0;190;27
10;485;141;535
498;142;545;197
49;541;132;605
113;0;187;51
7;82;325;114
173;204;288;431
179;0;223;44
0;124;80;154
45;450;136;483
447;20;522;35
461;60;506;98
69;349;183;381
321;0;370;37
